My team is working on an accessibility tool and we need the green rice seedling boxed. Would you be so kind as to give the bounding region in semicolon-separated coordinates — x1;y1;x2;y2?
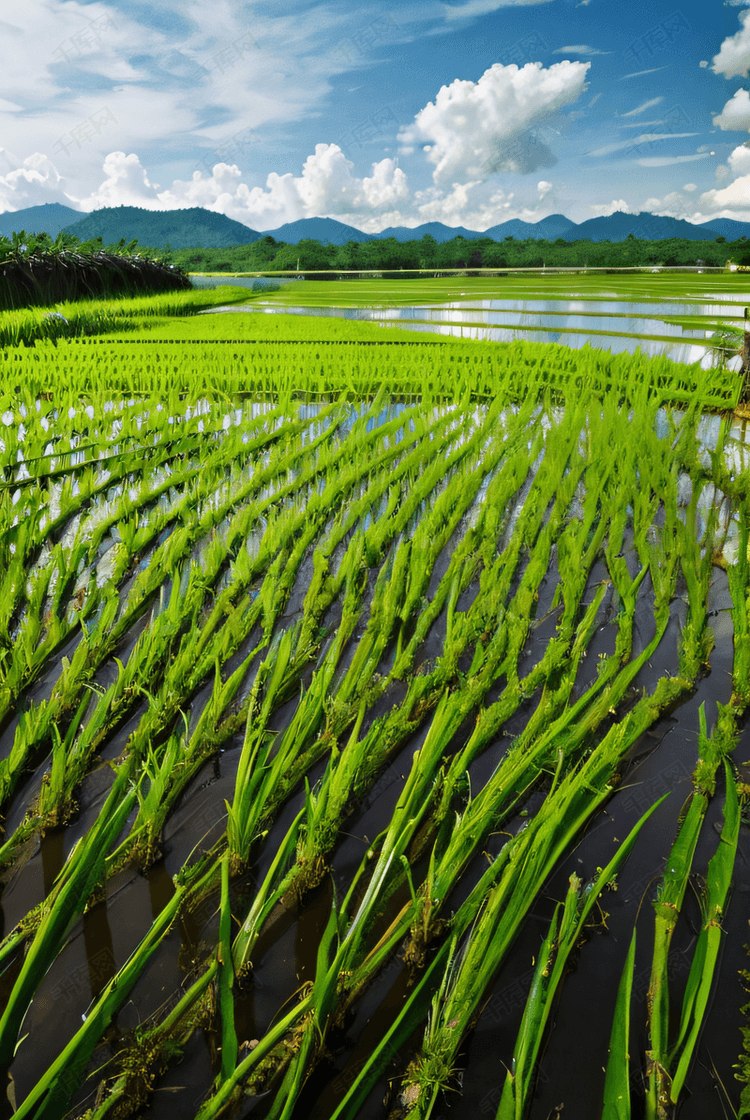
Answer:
494;804;664;1120
388;715;666;1119
728;505;750;709
217;853;239;1087
8;877;192;1120
224;626;299;867
0;759;138;1064
328;936;458;1120
35;690;92;826
667;759;740;1106
192;988;316;1120
675;482;719;681
230;805;306;979
602;931;637;1120
644;704;737;1119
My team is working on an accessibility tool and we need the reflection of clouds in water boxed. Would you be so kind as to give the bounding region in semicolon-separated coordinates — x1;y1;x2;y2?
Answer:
253;296;735;364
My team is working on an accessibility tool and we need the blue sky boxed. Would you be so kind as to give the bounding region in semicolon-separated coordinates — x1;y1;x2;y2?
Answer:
1;0;750;231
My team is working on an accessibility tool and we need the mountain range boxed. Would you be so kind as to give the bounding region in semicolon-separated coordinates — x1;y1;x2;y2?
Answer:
0;203;748;246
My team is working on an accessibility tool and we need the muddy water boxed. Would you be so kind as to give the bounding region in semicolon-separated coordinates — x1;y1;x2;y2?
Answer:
452;572;741;1120
1;395;749;1120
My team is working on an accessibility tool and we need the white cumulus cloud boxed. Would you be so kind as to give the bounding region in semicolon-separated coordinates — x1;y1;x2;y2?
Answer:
107;144;411;230
698;178;750;218
78;151;162;209
729;143;750;176
588;199;631;217
0;151;72;211
698;145;750;218
713;8;750;79
714;88;750;131
398;60;590;184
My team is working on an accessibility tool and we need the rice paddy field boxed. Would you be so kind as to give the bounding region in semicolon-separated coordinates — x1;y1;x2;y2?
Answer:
1;275;750;1120
190;273;750;370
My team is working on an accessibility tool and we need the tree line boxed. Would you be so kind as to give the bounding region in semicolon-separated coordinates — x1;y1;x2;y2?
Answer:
158;231;749;274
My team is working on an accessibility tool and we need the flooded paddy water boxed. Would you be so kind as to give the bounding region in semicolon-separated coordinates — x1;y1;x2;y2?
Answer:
192;272;750;370
0;305;749;1119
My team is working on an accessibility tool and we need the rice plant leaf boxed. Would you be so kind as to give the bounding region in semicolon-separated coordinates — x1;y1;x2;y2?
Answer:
0;763;138;1066
328;938;454;1120
602;930;636;1120
669;761;740;1103
217;854;238;1085
10;884;185;1120
496;794;667;1120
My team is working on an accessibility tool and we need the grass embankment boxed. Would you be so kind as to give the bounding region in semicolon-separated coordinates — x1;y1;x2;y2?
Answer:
0;286;258;348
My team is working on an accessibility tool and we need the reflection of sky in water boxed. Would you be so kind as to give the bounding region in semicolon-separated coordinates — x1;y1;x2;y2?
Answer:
253;297;738;367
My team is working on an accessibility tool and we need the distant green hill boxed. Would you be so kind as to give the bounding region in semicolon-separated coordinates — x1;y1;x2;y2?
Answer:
0;203;83;238
62;205;261;248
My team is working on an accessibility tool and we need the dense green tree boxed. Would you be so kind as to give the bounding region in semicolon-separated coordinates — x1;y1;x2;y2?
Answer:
154;229;747;275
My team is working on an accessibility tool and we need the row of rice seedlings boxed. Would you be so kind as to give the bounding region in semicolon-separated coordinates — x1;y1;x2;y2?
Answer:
0;395;426;867
0;333;740;412
0;403;333;827
185;395;694;1116
1;367;734;1111
643;704;741;1118
75;403;556;1113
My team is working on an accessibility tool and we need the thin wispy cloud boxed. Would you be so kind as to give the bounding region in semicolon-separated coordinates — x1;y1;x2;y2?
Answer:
441;0;554;20
587;133;698;157
638;153;712;165
620;97;663;118
618;67;669;80
552;45;610;55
